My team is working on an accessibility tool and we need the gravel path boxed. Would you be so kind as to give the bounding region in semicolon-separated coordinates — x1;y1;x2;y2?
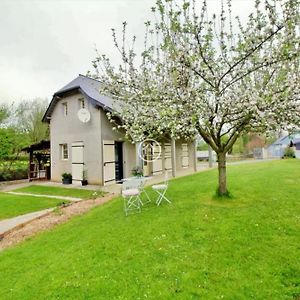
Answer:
0;194;115;251
0;209;53;237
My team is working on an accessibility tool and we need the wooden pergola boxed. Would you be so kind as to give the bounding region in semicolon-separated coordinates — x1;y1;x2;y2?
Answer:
22;140;50;181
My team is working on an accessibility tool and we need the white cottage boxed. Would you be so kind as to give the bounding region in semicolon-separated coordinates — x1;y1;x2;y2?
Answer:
42;75;197;185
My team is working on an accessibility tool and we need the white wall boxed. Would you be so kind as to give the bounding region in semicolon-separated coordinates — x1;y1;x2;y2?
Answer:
50;91;137;184
50;93;102;184
50;91;197;183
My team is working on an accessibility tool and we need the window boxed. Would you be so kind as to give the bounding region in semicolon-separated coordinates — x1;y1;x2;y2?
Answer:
78;98;85;109
62;102;68;116
60;144;68;160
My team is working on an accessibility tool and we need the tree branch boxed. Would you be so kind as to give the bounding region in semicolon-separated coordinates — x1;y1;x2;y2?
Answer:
219;57;285;95
196;124;219;152
187;63;216;89
195;32;216;77
224;115;251;152
217;25;284;87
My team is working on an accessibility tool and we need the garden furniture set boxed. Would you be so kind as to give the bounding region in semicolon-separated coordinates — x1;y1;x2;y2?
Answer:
121;173;171;216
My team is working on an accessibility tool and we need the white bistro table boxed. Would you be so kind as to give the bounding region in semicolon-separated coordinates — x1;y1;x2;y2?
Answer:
120;176;152;205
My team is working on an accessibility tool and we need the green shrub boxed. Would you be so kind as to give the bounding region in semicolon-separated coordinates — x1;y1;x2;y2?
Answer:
61;173;72;180
131;166;143;177
0;165;28;181
91;189;105;199
283;147;296;159
197;142;209;151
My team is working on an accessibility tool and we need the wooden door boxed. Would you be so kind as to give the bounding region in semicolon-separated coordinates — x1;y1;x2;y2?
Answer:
181;143;189;168
142;142;152;177
103;140;116;185
72;142;84;183
152;143;162;175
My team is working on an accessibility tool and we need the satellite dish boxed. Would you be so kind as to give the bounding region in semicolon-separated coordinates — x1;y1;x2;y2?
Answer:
77;108;91;123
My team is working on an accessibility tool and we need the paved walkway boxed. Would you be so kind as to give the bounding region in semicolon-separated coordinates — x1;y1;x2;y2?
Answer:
0;190;83;237
0;181;101;192
0;209;52;237
6;192;82;202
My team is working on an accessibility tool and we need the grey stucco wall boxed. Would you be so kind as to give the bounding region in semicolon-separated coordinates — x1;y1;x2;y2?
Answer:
50;91;137;185
188;141;196;170
175;140;183;171
123;141;137;178
174;139;195;171
99;109;136;180
50;93;102;184
49;90;196;184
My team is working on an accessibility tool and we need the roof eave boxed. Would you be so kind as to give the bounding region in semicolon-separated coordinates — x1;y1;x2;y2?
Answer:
42;86;116;123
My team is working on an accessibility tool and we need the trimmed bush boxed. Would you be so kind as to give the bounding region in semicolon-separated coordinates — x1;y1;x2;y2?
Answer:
283;147;296;159
0;165;28;181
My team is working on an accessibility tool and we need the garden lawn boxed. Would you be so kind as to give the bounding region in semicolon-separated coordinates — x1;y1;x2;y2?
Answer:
12;185;99;199
0;193;68;220
0;160;299;299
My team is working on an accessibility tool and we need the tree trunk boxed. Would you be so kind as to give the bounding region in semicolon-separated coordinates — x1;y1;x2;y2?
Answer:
208;145;213;168
217;152;227;195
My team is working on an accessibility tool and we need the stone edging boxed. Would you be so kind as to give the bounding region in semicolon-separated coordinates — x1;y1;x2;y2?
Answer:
0;194;115;251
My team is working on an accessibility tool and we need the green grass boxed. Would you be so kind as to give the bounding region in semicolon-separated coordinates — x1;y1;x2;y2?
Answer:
0;160;299;299
13;185;99;199
0;193;68;220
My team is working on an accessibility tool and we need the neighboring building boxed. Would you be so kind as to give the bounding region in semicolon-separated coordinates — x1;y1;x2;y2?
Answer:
292;139;300;159
253;148;268;159
268;133;300;158
42;75;196;185
196;150;216;162
22;140;51;181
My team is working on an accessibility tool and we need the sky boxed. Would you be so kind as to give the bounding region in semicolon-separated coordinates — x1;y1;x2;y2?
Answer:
0;0;254;104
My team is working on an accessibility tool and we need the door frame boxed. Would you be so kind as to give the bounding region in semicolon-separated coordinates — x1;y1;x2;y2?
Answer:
115;141;124;182
103;140;116;185
71;141;84;183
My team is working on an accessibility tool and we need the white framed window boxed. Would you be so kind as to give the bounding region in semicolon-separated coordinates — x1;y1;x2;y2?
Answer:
60;144;69;160
62;102;68;116
78;98;85;109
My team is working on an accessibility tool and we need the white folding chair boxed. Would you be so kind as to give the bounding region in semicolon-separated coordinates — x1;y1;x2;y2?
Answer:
152;172;171;206
124;177;151;205
122;179;142;216
139;177;151;205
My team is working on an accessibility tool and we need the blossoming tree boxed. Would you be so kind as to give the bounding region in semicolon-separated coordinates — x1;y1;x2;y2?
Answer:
92;0;300;196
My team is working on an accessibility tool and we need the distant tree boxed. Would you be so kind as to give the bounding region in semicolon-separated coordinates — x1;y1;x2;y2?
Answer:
231;137;245;155
0;127;29;171
265;132;279;145
0;104;10;124
245;134;266;153
15;98;49;144
197;140;209;151
93;0;300;196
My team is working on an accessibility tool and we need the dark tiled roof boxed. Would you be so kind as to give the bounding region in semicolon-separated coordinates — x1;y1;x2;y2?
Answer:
293;139;300;144
270;135;288;146
42;75;120;122
269;133;300;147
